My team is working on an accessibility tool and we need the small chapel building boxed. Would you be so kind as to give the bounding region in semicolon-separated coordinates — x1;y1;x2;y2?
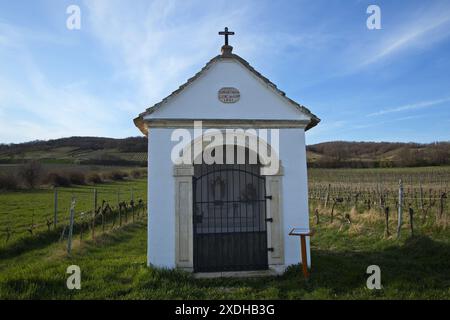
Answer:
134;28;320;276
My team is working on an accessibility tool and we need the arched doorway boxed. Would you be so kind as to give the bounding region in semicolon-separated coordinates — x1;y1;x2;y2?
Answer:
192;146;269;272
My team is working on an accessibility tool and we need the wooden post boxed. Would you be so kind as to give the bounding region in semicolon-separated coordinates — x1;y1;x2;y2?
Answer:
119;204;122;227
90;189;97;240
131;187;135;222
67;198;75;255
439;192;447;219
409;207;414;237
300;236;308;278
324;184;330;208
289;228;314;280
314;208;319;225
330;201;336;223
53;188;58;229
94;188;98;214
419;179;424;217
377;183;383;215
116;188;121;226
80;213;84;242
330;198;342;223
384;207;390;237
396;179;403;239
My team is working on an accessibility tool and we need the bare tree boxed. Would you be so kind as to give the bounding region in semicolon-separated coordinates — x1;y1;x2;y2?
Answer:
18;160;42;189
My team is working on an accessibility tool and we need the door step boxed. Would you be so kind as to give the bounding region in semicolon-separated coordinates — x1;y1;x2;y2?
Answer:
193;269;277;279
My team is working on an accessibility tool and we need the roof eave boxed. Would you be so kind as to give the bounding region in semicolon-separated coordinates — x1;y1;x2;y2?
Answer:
305;116;320;131
134;116;148;136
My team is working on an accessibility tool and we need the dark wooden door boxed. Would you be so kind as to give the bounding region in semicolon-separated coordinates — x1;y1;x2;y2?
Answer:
193;163;268;272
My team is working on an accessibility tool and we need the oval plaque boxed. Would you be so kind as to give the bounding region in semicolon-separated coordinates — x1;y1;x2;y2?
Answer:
218;87;240;103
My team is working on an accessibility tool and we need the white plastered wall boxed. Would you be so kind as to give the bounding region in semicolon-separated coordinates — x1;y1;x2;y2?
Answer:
147;127;311;270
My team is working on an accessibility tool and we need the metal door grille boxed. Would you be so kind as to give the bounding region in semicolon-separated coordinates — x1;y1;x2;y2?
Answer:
193;163;268;272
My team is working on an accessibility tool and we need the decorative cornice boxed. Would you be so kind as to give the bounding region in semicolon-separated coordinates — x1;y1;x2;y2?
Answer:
143;119;310;129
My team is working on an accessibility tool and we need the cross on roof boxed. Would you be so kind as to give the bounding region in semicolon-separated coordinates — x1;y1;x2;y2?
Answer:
218;27;234;46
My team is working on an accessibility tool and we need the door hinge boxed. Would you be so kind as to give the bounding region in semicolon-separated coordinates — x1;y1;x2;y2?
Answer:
265;218;273;223
267;247;274;252
264;195;273;200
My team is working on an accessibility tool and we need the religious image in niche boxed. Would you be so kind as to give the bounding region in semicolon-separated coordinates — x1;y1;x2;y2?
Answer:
211;176;226;202
240;183;257;202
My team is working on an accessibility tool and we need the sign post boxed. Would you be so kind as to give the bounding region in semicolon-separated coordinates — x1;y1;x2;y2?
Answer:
289;228;314;279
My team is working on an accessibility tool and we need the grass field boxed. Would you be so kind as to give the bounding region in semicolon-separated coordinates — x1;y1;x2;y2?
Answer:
0;167;449;299
1;217;449;299
0;178;147;249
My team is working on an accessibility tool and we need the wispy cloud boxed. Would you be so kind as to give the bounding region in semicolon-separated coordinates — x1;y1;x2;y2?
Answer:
84;0;255;106
359;5;450;68
0;21;129;143
368;97;450;117
1;1;450;144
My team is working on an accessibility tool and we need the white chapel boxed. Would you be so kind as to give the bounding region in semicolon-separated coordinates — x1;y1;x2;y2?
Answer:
134;28;320;276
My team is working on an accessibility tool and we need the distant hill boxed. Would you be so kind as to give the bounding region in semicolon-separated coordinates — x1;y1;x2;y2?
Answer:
0;137;148;166
1;137;449;168
307;141;450;168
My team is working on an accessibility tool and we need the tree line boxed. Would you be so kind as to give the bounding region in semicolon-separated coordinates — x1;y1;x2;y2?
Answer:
307;141;450;168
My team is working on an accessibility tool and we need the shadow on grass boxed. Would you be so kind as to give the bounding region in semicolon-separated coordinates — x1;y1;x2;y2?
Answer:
191;236;450;299
0;211;146;260
0;228;63;260
1;231;449;299
281;236;450;297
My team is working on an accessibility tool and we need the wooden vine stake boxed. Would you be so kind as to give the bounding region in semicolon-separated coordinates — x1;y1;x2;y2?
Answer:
439;192;447;220
92;189;98;240
54;187;58;229
314;208;319;225
131;187;135;222
384;207;390;237
324;184;330;208
396;179;403;239
67;197;76;256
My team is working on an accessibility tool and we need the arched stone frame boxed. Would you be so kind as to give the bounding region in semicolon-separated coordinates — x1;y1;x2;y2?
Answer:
173;130;284;273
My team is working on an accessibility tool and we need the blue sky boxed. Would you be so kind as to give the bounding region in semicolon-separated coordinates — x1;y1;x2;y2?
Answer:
0;0;449;144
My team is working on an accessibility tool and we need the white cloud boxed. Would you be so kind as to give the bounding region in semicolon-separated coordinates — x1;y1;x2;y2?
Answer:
83;0;255;107
368;97;450;117
359;5;450;67
0;21;129;143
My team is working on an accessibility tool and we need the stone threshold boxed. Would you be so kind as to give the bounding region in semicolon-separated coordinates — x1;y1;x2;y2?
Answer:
193;269;278;279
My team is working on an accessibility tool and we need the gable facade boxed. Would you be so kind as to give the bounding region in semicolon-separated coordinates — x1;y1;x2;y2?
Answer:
135;45;319;276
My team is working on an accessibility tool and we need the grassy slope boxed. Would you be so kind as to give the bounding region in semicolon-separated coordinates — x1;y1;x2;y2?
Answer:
0;168;449;299
0;146;147;164
0;179;146;228
1;214;449;299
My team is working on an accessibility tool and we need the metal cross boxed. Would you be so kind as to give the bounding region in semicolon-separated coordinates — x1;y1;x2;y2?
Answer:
218;27;234;46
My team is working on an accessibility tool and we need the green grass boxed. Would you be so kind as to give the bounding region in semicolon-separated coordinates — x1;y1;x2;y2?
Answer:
0;178;147;248
0;213;449;299
0;168;449;299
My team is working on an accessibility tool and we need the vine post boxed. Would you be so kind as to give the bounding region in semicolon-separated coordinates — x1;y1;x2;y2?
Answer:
53;187;58;229
396;179;403;239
